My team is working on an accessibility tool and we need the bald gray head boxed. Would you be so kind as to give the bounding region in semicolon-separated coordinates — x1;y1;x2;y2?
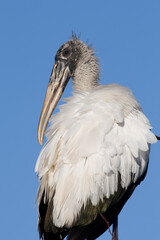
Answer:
54;36;100;91
38;37;100;144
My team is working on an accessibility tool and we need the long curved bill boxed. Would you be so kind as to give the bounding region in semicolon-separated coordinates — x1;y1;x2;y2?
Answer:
37;61;71;145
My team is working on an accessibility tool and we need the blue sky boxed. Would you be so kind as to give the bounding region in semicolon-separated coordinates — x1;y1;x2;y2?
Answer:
0;0;160;239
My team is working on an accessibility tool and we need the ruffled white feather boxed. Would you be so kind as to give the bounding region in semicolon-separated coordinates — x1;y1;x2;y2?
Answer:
35;84;157;228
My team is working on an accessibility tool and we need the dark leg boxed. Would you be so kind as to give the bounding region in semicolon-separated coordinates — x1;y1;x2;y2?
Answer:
112;216;118;240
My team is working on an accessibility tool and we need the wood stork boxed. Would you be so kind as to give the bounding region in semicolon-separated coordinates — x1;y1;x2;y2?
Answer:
35;36;157;240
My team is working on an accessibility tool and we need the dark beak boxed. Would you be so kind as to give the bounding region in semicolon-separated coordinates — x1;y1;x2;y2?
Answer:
37;61;71;145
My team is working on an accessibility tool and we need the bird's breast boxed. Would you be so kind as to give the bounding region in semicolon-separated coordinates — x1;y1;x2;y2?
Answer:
35;84;157;228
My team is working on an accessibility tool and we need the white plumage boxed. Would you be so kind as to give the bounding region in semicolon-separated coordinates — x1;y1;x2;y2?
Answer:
36;83;157;228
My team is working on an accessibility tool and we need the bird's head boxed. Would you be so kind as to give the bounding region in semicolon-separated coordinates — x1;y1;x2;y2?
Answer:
37;36;99;145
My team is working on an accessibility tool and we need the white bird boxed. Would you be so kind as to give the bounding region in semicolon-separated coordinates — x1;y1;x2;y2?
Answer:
35;36;157;240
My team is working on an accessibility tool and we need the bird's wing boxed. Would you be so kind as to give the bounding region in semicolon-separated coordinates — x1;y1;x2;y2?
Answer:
35;87;157;230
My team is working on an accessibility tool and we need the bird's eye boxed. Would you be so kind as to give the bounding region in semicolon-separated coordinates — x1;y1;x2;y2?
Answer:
62;48;71;58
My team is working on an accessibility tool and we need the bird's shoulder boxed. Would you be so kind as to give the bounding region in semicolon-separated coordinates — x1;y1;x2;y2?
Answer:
63;83;141;117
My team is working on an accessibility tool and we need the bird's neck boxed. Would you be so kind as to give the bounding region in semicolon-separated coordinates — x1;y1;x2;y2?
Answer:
72;50;100;91
72;74;99;91
72;44;100;91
